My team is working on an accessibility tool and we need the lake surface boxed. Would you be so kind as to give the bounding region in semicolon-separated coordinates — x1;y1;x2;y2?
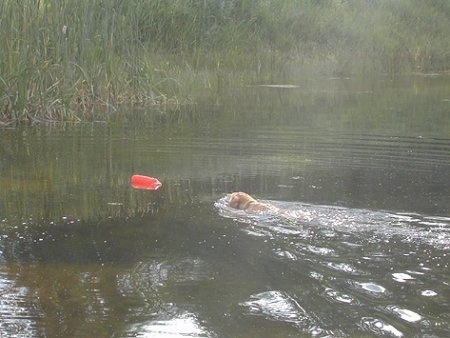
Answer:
0;74;449;337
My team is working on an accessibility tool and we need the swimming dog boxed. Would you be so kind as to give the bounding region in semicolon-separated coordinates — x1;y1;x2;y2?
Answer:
227;192;276;213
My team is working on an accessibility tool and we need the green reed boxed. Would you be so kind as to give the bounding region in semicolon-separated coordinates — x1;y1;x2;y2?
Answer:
1;0;450;123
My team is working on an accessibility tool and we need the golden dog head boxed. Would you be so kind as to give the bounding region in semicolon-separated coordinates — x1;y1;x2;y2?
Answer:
228;192;273;212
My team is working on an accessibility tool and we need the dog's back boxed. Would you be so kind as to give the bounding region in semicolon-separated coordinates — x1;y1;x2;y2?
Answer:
228;192;274;212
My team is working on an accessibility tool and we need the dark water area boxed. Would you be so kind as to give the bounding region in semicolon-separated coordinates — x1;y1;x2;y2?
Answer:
0;74;449;337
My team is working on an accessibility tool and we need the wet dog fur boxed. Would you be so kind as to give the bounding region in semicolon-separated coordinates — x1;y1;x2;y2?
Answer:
227;192;276;213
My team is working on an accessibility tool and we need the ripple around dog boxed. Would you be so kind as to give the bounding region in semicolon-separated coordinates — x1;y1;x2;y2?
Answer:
215;195;450;250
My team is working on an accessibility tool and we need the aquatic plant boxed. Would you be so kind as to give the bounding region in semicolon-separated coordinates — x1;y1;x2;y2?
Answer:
1;0;450;123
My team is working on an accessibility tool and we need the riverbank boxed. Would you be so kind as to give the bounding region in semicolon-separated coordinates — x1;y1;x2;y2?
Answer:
1;0;450;123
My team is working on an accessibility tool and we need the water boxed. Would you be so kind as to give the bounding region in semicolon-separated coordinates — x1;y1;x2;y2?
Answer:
0;74;449;337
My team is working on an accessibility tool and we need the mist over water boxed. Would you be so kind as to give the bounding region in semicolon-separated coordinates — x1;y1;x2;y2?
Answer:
0;75;449;337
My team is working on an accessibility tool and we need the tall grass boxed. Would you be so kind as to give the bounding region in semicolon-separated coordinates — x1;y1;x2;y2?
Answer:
1;0;450;123
0;0;180;123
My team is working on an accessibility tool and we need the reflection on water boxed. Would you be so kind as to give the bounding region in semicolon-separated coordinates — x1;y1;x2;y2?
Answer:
0;75;449;337
0;270;41;337
359;317;404;338
127;304;212;338
239;290;330;336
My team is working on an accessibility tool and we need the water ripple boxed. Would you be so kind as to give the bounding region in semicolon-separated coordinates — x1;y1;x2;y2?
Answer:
392;272;416;283
359;317;404;337
215;196;450;250
325;262;364;275
324;288;357;305
0;270;41;337
239;290;328;336
239;291;305;323
384;305;423;323
127;304;213;338
215;196;450;336
351;281;388;298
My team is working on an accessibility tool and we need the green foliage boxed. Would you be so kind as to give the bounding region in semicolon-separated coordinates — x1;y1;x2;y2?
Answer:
1;0;450;123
